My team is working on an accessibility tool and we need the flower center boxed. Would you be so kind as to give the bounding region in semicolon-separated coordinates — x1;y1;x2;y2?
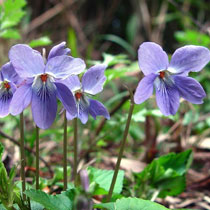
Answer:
40;74;48;82
3;82;10;90
159;71;165;79
75;92;83;100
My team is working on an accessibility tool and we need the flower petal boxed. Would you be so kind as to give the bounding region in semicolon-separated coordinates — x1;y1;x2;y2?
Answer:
45;55;85;79
10;83;32;115
31;87;57;129
173;75;206;104
0;98;11;117
55;82;77;117
82;64;107;95
168;45;210;75
66;111;76;121
59;75;81;92
89;99;110;120
155;82;180;116
138;42;169;76
78;101;89;124
134;74;157;104
1;62;22;85
0;88;13;117
9;44;45;78
48;42;71;60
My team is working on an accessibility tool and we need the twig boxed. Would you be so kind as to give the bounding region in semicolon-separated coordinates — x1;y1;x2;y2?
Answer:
23;1;75;34
61;0;89;48
95;93;130;136
167;0;205;32
0;129;53;176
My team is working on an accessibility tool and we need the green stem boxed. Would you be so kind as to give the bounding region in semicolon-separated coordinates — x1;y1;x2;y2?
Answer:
35;126;40;190
20;112;26;201
73;118;78;184
63;111;68;191
106;94;134;202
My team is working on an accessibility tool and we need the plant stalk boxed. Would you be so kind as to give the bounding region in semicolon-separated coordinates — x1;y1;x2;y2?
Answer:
35;126;40;190
63;111;68;190
20;112;26;201
106;93;134;202
73;118;78;184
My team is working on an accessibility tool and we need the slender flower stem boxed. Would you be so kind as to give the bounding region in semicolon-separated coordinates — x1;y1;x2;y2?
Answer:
63;111;68;191
20;112;26;201
106;91;135;202
73;118;78;184
35;126;40;190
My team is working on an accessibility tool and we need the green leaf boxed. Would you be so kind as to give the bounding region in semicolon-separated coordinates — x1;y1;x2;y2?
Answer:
1;0;26;29
175;30;210;47
94;197;169;210
134;150;193;199
28;36;52;48
126;14;138;44
0;29;21;39
101;34;135;57
25;189;74;210
88;167;124;195
30;201;44;210
0;143;4;159
67;27;78;57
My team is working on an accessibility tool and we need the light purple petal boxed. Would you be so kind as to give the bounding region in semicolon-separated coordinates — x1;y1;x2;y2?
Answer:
0;98;11;118
10;83;32;115
168;45;210;75
55;82;77;117
59;75;81;92
1;62;22;85
0;88;13;117
45;55;85;79
89;99;110;120
82;64;107;95
48;42;71;60
173;75;206;104
9;44;45;78
134;74;157;104
138;42;169;76
78;101;89;124
31;87;57;129
66;111;76;121
155;83;180;116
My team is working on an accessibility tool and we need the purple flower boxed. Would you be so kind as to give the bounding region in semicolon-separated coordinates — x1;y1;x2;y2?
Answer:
0;62;21;117
134;42;210;116
61;64;110;124
9;42;86;129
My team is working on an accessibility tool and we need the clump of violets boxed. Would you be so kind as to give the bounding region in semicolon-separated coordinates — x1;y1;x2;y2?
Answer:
9;42;86;129
61;64;110;124
134;42;210;115
0;62;21;117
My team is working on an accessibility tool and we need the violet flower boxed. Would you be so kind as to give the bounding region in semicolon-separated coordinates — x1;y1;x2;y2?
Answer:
134;42;210;116
61;64;110;124
9;42;86;129
0;62;20;117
